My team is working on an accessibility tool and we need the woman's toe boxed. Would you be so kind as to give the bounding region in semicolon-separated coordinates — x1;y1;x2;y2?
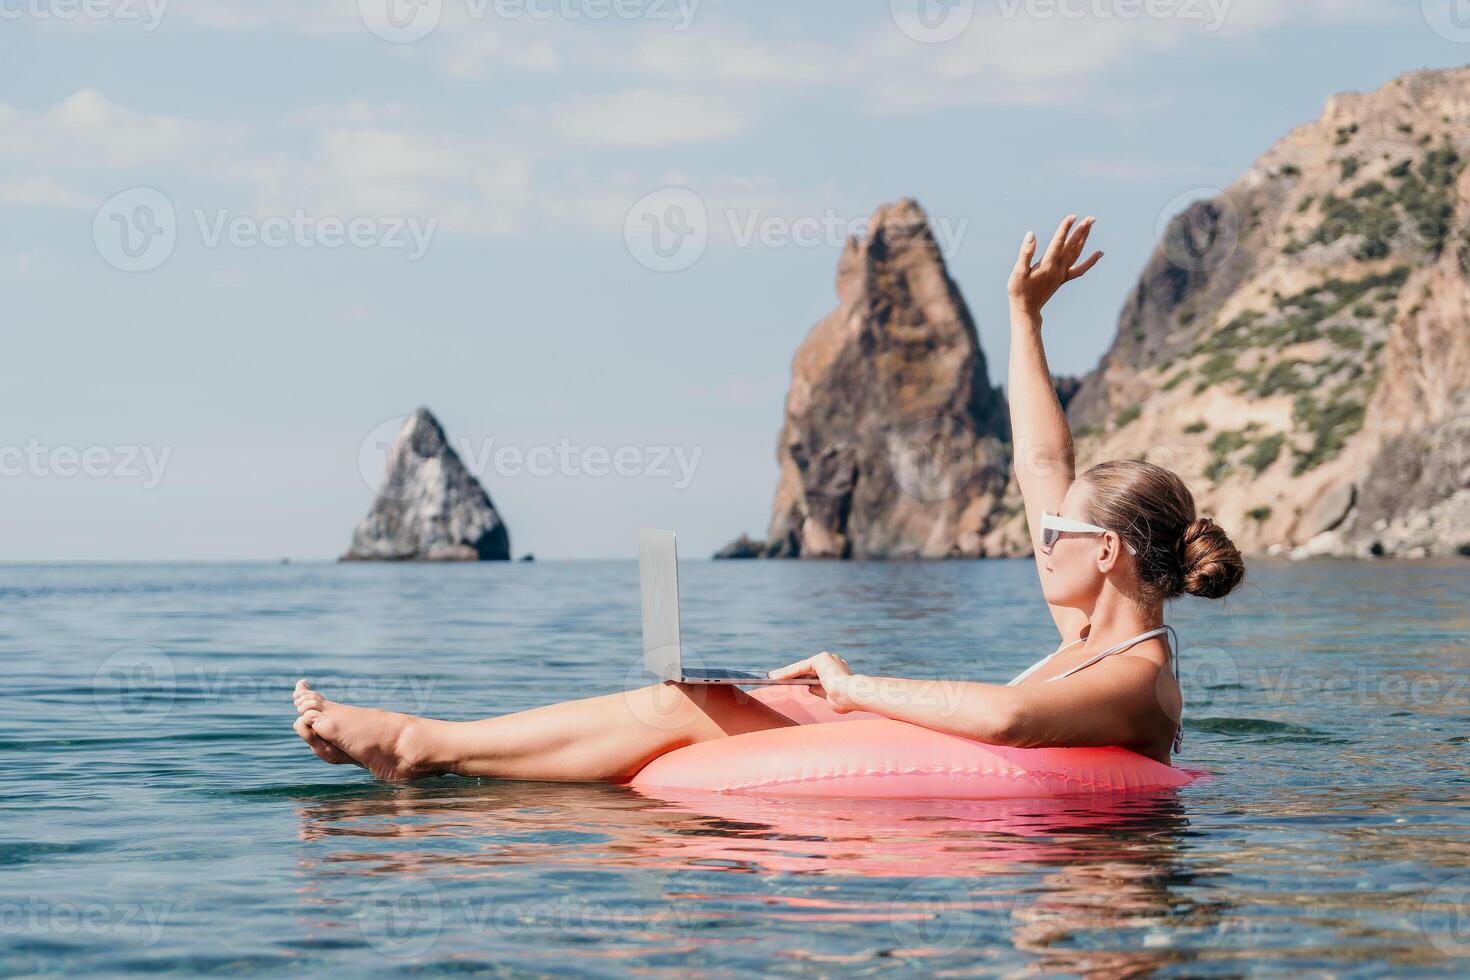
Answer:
295;715;348;764
304;709;337;742
294;691;326;715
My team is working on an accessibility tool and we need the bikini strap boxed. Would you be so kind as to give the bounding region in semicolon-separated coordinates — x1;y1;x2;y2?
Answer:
1006;634;1088;688
1165;624;1184;755
1035;625;1186;756
1047;626;1172;682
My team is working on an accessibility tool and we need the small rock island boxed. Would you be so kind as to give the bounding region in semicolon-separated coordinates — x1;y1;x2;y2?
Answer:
341;407;511;561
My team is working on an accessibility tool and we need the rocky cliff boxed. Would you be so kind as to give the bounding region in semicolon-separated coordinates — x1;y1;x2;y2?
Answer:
342;407;512;561
751;199;1016;559
726;68;1470;561
1067;66;1470;558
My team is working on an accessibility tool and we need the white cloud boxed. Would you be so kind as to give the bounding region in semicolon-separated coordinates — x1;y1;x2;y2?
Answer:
67;0;1402;121
631;31;837;86
548;89;755;146
233;124;535;235
446;30;563;80
285;99;422;129
1209;0;1391;36
616;5;1403;114
0;0;1404;245
0;89;240;169
0;89;534;236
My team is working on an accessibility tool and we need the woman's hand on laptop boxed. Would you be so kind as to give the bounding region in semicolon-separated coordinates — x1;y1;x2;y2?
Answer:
768;651;858;712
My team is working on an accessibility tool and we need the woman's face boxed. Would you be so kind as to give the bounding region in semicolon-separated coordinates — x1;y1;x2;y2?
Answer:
1039;480;1114;609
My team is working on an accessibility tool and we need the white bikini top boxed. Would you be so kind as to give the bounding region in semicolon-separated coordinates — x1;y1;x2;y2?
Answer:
1007;625;1184;754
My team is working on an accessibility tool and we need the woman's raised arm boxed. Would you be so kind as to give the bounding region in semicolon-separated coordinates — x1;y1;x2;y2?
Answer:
1006;216;1103;638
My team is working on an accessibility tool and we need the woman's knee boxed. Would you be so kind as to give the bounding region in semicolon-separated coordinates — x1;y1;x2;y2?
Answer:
617;681;744;741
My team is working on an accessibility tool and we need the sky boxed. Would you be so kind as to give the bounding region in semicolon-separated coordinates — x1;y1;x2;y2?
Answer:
4;0;1470;561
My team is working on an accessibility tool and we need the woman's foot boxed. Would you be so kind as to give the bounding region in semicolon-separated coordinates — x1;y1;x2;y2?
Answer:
291;679;441;782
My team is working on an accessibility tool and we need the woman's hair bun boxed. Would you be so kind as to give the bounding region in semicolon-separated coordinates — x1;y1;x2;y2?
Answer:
1180;516;1245;599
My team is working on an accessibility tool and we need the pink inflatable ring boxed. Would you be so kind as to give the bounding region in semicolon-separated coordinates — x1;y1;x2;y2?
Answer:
631;687;1194;800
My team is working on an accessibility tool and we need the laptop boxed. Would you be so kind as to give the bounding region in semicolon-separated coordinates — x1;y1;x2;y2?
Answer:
637;528;819;686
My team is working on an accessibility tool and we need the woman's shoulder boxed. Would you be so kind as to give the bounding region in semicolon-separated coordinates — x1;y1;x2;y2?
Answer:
1117;634;1175;671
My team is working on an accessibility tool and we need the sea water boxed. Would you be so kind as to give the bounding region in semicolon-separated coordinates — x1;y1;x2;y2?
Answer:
1;558;1467;975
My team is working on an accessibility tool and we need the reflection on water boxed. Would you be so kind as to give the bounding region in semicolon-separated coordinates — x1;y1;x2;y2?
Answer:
2;559;1468;974
291;780;1222;974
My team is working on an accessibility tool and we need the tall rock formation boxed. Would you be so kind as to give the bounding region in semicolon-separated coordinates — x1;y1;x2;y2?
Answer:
342;407;511;561
1067;66;1470;558
757;199;1014;559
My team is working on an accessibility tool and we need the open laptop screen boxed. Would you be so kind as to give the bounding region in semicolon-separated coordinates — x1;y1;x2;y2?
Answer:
637;528;681;681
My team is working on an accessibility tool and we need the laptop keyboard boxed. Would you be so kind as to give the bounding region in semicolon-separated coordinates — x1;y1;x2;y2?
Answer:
683;667;769;680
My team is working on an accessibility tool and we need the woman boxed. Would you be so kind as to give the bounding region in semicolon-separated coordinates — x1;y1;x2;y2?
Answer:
291;215;1245;782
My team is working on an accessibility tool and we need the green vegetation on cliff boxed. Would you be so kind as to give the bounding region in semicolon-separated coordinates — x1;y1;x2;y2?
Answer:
1303;142;1464;258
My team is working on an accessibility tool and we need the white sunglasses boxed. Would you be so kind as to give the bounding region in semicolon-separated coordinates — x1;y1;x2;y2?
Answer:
1040;511;1137;555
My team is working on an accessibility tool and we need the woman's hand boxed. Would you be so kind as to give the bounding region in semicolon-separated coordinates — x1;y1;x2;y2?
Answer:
768;651;858;712
1007;215;1104;318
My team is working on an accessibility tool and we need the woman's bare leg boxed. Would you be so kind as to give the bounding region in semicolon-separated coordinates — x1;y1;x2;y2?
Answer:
291;679;798;783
